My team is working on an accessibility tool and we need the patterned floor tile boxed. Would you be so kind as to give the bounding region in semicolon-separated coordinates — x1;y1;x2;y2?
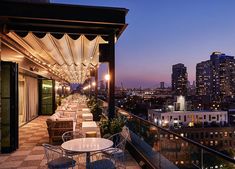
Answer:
24;154;44;161
0;161;22;168
5;155;26;162
20;160;42;167
18;167;38;169
0;157;9;164
11;150;31;156
29;150;44;155
0;116;140;169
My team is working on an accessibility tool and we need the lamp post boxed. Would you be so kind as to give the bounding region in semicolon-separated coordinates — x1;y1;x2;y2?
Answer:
104;74;110;97
104;74;110;100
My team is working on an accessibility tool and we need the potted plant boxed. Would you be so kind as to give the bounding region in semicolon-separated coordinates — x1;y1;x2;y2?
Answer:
99;115;110;138
87;96;96;108
99;115;126;138
91;102;103;121
110;116;126;134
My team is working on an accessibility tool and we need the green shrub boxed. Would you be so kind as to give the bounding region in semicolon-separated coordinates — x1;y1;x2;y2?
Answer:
99;115;127;137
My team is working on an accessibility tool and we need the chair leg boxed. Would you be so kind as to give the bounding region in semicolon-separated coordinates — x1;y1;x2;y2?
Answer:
115;153;125;169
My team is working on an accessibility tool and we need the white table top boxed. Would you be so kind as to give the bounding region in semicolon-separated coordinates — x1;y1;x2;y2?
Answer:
82;121;97;128
82;108;90;111
61;138;113;153
82;113;93;117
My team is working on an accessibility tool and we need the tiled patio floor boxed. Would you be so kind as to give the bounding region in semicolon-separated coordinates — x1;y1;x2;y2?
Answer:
0;116;140;169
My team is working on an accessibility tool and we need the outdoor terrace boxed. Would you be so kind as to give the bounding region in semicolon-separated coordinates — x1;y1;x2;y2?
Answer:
0;115;140;169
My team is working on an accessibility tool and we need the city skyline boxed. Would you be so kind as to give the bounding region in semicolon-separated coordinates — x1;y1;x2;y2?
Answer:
53;0;235;88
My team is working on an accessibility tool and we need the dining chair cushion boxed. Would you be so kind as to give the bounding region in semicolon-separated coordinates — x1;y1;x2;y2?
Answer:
47;156;76;168
90;159;115;169
104;147;124;156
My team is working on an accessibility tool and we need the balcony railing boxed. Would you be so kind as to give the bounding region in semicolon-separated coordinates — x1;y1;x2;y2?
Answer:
99;99;235;169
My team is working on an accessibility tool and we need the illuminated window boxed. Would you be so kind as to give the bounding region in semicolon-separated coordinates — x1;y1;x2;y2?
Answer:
210;141;213;146
224;132;228;137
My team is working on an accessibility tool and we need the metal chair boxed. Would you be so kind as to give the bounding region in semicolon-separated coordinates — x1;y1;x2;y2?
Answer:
62;130;85;142
103;126;130;168
62;130;85;155
61;130;86;167
89;151;116;169
42;143;76;169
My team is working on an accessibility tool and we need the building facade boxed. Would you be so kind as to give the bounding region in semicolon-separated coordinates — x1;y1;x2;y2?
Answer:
172;63;188;96
196;52;235;109
148;109;228;128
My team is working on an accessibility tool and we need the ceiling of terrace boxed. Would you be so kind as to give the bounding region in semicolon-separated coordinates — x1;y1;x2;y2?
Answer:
0;1;128;84
8;32;107;83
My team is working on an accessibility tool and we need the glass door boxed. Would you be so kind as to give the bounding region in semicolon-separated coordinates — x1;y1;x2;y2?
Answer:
1;61;18;153
39;79;55;115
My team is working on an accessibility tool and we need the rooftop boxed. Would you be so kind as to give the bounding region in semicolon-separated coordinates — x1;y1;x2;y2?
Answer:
0;116;140;169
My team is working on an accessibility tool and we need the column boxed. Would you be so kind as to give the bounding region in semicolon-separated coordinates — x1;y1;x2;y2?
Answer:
108;33;115;119
95;66;98;99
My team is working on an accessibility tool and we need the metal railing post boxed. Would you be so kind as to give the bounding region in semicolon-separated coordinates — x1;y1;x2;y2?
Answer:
201;149;204;169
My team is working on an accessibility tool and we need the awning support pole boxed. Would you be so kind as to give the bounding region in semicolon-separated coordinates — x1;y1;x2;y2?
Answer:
108;33;115;119
95;65;98;100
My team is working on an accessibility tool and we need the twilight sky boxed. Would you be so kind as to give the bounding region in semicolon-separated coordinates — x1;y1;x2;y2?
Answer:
52;0;235;88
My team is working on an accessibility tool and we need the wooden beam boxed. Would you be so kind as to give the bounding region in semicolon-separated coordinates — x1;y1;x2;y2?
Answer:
0;1;128;38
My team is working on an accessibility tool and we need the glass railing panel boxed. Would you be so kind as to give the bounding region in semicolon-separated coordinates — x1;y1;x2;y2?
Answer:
159;129;202;169
115;106;235;169
201;149;235;169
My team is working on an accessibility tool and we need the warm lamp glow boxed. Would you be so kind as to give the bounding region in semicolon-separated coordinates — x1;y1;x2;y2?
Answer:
66;86;70;91
92;82;96;86
104;74;110;81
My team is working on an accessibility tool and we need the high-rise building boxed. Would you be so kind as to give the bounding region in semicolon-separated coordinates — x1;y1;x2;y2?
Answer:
196;60;211;100
160;82;165;89
172;63;188;96
196;52;235;109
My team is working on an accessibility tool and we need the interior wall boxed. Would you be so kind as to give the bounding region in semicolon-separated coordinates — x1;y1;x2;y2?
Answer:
18;74;26;126
1;42;48;126
25;76;38;121
18;74;38;126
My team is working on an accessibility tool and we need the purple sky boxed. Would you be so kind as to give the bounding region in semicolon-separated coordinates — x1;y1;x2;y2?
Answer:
52;0;235;88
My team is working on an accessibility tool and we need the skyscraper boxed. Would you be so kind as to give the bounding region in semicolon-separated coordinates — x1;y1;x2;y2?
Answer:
160;82;165;89
196;52;235;109
172;63;188;96
196;60;211;97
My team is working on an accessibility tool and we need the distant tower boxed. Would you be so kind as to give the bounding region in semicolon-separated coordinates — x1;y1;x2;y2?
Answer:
196;52;235;108
196;60;211;96
172;63;188;96
210;52;235;104
160;82;165;89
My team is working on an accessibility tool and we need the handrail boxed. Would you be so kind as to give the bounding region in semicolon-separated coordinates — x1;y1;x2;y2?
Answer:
115;106;235;165
98;98;235;165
